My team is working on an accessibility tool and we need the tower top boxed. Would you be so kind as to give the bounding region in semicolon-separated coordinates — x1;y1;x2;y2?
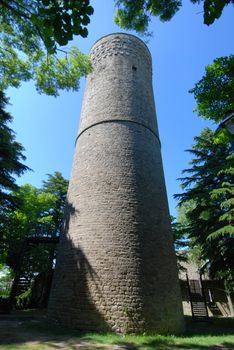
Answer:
90;32;151;60
79;31;157;138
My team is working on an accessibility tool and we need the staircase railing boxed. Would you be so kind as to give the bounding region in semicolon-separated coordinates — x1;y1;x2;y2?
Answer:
186;273;209;320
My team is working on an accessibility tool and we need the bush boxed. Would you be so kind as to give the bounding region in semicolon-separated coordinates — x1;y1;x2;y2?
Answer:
16;287;32;309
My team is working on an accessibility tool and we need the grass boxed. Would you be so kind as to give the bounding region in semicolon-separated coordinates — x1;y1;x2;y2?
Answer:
0;313;233;350
78;332;234;349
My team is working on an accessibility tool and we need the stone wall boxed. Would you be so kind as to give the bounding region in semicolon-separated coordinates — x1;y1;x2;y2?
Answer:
48;33;184;334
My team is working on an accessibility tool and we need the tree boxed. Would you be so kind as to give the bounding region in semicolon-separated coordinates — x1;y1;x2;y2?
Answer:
114;0;234;33
176;200;206;269
114;0;182;33
191;0;234;25
0;172;68;275
171;216;188;271
42;171;69;235
0;0;93;96
2;1;231;95
189;55;234;123
175;128;234;291
0;91;30;209
1;184;56;273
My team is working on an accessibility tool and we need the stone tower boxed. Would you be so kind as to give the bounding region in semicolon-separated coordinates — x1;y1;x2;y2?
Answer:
48;33;184;334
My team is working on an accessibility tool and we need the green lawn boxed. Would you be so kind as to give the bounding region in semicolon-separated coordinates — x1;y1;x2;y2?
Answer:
0;314;233;350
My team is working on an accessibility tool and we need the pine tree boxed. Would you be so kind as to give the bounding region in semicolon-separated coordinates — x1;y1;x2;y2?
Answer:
0;91;30;208
171;216;188;272
175;127;234;290
42;171;68;236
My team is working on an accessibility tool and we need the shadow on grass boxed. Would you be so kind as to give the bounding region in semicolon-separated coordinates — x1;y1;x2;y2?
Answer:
0;314;233;349
184;316;234;336
140;339;234;350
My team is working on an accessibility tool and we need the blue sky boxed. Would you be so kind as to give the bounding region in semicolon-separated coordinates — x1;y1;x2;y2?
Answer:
6;1;234;217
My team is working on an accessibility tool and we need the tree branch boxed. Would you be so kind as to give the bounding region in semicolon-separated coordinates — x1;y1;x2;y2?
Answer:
0;0;31;20
9;0;34;16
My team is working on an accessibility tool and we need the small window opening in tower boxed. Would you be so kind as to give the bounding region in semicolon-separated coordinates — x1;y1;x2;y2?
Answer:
132;65;137;71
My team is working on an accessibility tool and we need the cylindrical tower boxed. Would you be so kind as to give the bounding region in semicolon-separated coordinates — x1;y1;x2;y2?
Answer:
48;33;184;333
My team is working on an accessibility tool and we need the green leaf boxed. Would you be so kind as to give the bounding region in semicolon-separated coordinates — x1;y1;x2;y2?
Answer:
81;14;90;26
42;0;50;6
86;6;94;15
80;27;88;37
0;0;93;94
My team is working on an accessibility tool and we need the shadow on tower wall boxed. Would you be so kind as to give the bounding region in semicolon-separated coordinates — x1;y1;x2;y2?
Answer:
47;201;112;332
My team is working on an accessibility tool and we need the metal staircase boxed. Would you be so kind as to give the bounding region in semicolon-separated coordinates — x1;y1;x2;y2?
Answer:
186;274;209;320
13;275;31;296
10;234;59;301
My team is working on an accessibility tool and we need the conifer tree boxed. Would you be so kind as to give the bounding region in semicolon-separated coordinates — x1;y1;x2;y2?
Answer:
171;216;188;272
175;127;234;291
42;171;68;236
0;91;29;209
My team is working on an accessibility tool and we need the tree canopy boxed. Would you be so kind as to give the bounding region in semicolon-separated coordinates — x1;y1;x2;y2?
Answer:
0;0;93;95
189;55;234;123
1;183;56;273
175;128;234;290
0;0;94;53
114;0;181;33
1;1;232;95
191;0;234;25
0;173;68;275
114;0;234;33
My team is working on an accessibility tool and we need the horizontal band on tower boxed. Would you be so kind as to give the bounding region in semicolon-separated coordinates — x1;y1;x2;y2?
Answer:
75;119;161;147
